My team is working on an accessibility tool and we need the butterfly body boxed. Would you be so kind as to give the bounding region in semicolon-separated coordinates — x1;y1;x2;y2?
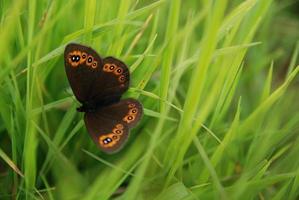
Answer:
76;97;120;113
64;43;142;153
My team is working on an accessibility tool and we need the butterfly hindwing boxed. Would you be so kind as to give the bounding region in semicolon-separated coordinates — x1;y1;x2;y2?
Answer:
99;98;143;128
84;113;129;153
84;98;143;153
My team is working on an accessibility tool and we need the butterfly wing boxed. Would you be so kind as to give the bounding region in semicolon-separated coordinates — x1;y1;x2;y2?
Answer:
84;98;143;153
89;56;130;105
64;43;103;103
64;43;130;105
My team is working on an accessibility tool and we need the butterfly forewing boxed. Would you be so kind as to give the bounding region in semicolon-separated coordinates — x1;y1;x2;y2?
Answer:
64;43;103;103
84;99;143;153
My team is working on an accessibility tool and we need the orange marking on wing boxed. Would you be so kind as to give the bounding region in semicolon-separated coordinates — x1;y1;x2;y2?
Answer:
103;63;116;72
123;114;135;123
112;123;124;135
118;75;125;83
71;62;80;67
115;129;123;134
129;108;138;115
68;51;82;67
113;67;123;75
99;133;120;148
80;52;87;64
98;124;125;148
91;61;98;69
86;55;94;66
123;103;139;123
103;64;110;72
116;124;124;129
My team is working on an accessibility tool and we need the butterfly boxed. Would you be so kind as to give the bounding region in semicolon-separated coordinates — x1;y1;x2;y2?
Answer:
64;43;143;153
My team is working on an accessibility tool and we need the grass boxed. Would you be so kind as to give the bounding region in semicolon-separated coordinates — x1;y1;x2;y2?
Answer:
0;0;298;199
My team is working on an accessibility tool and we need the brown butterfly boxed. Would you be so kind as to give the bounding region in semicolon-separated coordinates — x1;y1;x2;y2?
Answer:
64;43;143;153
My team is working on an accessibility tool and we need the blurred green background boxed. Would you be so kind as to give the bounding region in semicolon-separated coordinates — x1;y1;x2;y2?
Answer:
0;0;298;199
